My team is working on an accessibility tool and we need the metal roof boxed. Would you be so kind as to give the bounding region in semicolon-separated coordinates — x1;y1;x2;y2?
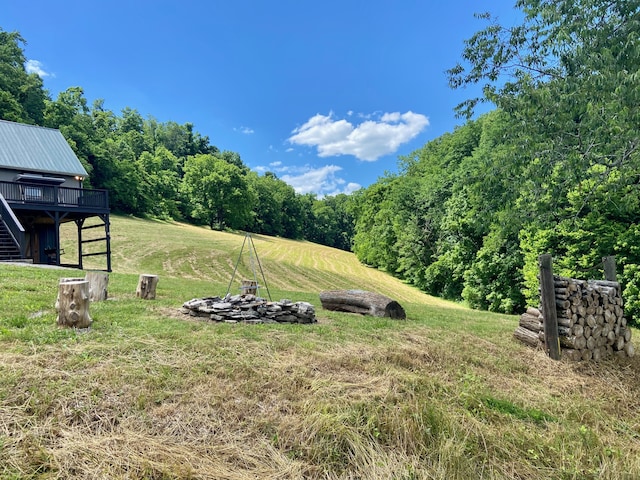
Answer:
0;119;89;177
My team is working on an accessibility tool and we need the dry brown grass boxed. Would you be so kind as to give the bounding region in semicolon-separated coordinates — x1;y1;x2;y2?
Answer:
1;216;639;478
3;317;640;479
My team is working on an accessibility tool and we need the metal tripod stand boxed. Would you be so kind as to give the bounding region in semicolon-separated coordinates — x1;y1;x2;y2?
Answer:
226;233;272;301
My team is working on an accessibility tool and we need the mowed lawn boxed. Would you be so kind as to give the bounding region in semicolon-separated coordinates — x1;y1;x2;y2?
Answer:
1;215;639;479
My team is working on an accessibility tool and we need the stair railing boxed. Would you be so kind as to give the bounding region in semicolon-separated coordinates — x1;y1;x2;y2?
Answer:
0;193;26;258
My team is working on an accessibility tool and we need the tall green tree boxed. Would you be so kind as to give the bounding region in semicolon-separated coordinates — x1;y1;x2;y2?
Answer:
137;147;181;218
352;177;401;272
0;29;46;124
118;107;147;158
44;87;95;175
448;0;640;315
320;193;356;251
248;172;292;236
181;154;254;230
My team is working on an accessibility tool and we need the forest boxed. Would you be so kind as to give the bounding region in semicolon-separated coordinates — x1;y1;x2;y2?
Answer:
2;0;639;321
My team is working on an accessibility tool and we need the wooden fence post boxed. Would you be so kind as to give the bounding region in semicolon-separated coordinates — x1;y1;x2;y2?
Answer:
539;254;561;360
603;255;617;282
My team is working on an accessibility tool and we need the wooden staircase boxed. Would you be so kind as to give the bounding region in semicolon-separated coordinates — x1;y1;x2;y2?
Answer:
0;220;22;261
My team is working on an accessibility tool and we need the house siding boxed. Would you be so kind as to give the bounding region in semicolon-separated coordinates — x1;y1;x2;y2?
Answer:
0;168;81;188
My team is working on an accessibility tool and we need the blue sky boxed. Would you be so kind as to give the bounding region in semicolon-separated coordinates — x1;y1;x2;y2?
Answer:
2;0;521;196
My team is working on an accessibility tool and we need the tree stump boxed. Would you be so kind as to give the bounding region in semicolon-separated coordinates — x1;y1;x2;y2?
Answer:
240;279;258;295
86;271;109;302
56;280;92;328
136;274;159;300
55;277;85;312
59;277;85;284
319;289;406;319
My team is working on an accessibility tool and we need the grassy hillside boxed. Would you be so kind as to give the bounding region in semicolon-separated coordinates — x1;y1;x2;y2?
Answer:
1;215;639;479
60;215;460;306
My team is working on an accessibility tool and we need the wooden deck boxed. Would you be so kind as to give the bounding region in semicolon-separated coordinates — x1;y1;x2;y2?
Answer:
0;181;111;271
0;180;109;215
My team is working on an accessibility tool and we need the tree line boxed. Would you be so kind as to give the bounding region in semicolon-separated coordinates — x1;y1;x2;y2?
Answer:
3;0;640;322
0;29;354;250
350;0;640;323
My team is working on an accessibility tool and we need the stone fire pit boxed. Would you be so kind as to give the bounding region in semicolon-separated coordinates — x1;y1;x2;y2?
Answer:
181;294;316;324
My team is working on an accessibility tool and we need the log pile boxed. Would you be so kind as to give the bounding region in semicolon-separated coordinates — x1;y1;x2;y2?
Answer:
181;294;316;324
514;276;635;361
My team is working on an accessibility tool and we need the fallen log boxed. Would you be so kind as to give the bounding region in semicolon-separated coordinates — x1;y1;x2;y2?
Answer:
319;290;406;319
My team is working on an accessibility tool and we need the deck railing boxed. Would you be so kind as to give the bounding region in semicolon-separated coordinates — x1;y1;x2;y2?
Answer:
0;181;109;210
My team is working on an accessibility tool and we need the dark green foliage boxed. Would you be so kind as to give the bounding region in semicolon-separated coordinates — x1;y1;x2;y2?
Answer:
352;112;529;312
181;153;254;230
248;172;296;237
463;226;525;314
351;1;640;316
0;30;46;124
317;194;355;251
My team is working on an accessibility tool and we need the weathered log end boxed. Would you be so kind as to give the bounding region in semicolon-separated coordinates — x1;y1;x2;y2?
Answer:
382;300;406;319
319;289;406;319
513;326;541;348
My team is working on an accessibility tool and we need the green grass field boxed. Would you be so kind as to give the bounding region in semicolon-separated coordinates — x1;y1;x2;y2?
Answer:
1;215;640;479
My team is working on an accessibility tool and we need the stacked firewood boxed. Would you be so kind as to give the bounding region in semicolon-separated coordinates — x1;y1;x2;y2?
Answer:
182;294;316;324
514;276;635;361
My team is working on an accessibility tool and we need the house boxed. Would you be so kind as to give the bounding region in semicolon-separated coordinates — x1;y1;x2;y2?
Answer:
0;119;111;271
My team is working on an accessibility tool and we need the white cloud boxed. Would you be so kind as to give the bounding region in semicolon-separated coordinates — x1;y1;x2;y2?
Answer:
334;182;361;196
234;126;254;134
280;164;361;197
25;60;52;78
254;161;362;197
381;112;401;122
288;111;429;161
358;111;380;120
